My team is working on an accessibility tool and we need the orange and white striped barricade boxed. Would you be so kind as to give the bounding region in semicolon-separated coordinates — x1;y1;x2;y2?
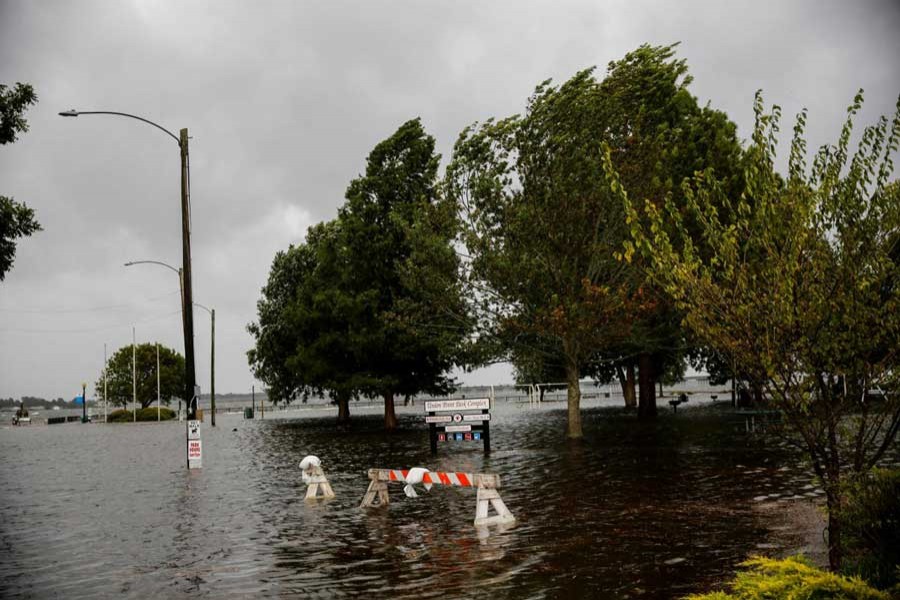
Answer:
300;456;335;500
359;468;515;527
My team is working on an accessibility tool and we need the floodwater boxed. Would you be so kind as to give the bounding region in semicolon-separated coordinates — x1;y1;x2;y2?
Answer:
1;399;828;599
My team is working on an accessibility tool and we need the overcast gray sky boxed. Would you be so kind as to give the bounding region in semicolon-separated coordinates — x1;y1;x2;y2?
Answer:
1;0;898;400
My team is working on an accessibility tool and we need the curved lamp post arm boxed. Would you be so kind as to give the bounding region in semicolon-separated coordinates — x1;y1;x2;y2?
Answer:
59;110;180;146
124;260;180;276
193;302;212;315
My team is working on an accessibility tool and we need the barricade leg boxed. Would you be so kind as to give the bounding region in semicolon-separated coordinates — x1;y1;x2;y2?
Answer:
304;466;335;501
473;486;515;526
360;479;390;508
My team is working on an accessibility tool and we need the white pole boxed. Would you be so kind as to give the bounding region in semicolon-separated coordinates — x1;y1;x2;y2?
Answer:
132;326;137;422
103;343;108;423
157;342;161;422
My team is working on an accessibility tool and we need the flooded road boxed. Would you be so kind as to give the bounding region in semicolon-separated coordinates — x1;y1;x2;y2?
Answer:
1;401;825;598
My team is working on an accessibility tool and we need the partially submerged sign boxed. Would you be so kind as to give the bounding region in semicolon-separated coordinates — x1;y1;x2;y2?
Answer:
187;420;202;469
426;398;491;454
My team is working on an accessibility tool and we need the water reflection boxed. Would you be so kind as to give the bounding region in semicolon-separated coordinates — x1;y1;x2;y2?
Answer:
0;402;849;598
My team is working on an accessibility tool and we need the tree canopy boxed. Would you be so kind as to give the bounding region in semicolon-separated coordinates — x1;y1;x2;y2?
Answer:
445;44;742;436
611;89;900;569
1;82;41;282
0;83;36;145
97;343;185;409
249;118;470;429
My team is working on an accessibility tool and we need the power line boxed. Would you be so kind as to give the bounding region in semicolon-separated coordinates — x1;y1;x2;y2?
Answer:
0;309;182;334
0;290;179;314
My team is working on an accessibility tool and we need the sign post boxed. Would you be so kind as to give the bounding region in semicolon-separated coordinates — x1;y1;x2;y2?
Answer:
425;398;491;454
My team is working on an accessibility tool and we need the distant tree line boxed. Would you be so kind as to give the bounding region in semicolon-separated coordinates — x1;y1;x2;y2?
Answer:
0;396;84;409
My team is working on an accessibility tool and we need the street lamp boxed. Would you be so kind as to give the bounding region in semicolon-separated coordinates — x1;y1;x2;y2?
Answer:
124;260;214;427
60;109;197;421
125;260;182;418
81;382;87;423
194;302;216;427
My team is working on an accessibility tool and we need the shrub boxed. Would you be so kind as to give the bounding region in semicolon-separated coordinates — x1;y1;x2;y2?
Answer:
107;407;176;422
840;469;900;590
686;556;888;600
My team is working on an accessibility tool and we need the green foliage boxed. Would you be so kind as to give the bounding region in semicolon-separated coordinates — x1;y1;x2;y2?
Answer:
249;119;470;428
840;469;900;589
446;43;742;434
0;82;40;282
611;88;900;568
0;83;36;145
686;556;889;599
248;220;369;409
0;196;42;281
339;118;470;407
97;344;185;409
107;407;176;422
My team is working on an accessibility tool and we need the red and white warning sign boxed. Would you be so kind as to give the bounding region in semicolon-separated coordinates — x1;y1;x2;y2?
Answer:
188;439;202;460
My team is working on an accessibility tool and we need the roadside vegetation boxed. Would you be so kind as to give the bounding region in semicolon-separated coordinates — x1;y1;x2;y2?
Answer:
107;407;176;422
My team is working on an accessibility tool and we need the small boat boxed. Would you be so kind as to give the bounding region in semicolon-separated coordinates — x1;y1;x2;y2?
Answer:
12;405;32;426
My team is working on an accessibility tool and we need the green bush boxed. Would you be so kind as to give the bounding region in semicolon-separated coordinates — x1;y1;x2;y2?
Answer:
686;556;888;600
840;469;900;590
107;407;176;422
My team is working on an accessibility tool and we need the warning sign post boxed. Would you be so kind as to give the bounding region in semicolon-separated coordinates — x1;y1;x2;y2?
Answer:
187;419;202;469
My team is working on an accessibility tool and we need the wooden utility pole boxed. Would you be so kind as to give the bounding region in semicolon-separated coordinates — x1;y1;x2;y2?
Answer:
210;308;216;426
179;128;197;418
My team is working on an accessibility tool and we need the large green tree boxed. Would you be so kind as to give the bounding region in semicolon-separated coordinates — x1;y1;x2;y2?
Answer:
611;90;900;570
248;220;369;422
97;343;185;409
445;44;741;436
339;118;470;430
599;44;744;418
446;70;636;439
1;82;41;281
249;119;470;430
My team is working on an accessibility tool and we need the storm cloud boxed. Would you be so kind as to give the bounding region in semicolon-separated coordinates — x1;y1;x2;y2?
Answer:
1;0;898;399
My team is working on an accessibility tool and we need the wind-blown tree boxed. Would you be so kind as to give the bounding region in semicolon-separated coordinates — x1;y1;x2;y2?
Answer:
248;220;370;423
610;90;900;570
446;44;742;436
250;120;470;430
97;343;185;409
599;44;744;418
339;118;470;430
446;70;636;439
1;82;41;281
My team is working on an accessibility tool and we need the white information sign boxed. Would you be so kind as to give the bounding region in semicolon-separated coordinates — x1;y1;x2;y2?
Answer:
425;415;452;424
424;398;490;412
463;413;491;422
445;424;472;433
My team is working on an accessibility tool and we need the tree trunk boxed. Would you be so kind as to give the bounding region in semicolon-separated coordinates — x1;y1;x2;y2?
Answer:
617;363;637;408
383;391;398;431
565;358;583;439
752;382;764;405
337;393;350;424
826;495;843;571
638;353;657;419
